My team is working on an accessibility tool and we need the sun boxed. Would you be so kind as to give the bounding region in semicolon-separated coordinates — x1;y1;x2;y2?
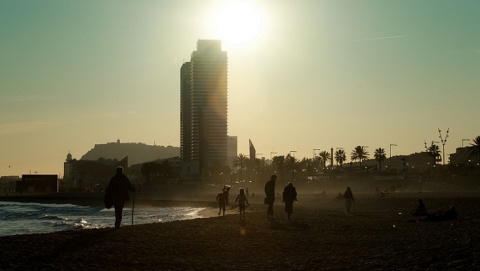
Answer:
211;1;264;48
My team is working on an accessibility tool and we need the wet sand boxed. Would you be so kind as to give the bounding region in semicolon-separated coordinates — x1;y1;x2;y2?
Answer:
1;192;479;270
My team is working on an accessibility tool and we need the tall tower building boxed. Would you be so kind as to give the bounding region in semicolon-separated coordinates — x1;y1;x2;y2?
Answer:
180;62;192;164
181;40;228;176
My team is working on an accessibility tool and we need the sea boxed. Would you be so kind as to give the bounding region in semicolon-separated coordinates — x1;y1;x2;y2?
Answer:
0;201;205;237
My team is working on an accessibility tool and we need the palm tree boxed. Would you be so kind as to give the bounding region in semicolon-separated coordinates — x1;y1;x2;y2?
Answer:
233;153;249;181
426;143;441;164
318;151;331;170
467;136;480;162
374;148;387;171
351;146;369;167
335;149;346;167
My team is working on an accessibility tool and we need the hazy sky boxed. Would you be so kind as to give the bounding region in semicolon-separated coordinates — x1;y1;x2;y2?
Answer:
1;0;479;176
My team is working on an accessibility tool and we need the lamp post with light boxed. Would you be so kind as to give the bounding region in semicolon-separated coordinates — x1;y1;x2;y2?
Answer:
290;150;297;181
389;144;397;168
438;128;449;165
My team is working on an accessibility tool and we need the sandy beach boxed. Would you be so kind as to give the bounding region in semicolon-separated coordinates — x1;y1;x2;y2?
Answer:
1;189;480;271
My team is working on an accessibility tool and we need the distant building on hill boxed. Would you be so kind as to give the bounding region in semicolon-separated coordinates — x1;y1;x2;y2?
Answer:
63;152;128;192
81;140;179;166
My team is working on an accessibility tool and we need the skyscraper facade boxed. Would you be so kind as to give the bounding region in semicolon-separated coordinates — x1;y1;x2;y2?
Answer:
180;40;228;176
180;62;192;164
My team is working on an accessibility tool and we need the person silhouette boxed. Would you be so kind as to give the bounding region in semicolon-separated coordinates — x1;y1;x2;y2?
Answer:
411;199;427;216
343;187;355;213
282;182;297;220
264;175;277;218
106;166;135;229
216;189;228;216
235;188;249;220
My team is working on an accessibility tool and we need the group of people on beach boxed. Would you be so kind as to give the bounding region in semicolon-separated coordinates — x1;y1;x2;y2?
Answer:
264;174;300;220
411;198;458;221
105;167;455;229
216;185;250;220
216;174;299;221
264;174;356;219
215;174;358;221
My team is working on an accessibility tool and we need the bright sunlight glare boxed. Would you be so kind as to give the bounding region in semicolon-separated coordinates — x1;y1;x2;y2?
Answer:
211;1;264;49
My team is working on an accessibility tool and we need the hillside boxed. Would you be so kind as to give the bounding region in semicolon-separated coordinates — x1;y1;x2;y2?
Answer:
81;141;179;166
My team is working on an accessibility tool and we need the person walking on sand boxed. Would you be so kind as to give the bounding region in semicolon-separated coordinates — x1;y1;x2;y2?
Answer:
106;166;135;229
216;189;228;216
222;185;231;205
235;188;249;220
265;174;277;218
282;182;297;220
343;187;355;213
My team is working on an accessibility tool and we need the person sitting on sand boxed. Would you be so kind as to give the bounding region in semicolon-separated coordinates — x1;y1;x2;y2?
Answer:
234;188;249;220
216;190;228;216
426;206;458;221
411;199;428;216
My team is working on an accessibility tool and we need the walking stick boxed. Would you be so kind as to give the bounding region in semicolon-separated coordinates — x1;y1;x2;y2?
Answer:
131;191;135;226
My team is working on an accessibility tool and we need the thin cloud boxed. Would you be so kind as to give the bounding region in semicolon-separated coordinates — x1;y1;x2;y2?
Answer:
355;35;406;42
0;95;55;103
0;120;61;135
102;112;119;118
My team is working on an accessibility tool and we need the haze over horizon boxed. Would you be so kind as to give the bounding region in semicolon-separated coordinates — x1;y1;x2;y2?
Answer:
1;0;479;176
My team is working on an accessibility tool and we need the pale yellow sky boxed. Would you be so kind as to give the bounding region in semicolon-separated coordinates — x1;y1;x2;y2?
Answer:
1;0;479;176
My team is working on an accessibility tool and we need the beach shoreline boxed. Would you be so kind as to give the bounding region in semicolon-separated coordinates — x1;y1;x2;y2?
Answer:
1;191;480;270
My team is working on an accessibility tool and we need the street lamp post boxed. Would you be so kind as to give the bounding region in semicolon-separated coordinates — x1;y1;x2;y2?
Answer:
290;150;297;181
438;128;449;165
389;144;397;167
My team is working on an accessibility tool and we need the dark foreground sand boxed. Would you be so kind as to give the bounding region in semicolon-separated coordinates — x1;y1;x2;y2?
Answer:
1;193;480;271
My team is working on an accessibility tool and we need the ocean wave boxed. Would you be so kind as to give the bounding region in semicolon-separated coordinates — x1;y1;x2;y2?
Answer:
0;202;208;236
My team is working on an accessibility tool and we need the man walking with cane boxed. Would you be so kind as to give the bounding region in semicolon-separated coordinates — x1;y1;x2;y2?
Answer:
106;166;135;229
